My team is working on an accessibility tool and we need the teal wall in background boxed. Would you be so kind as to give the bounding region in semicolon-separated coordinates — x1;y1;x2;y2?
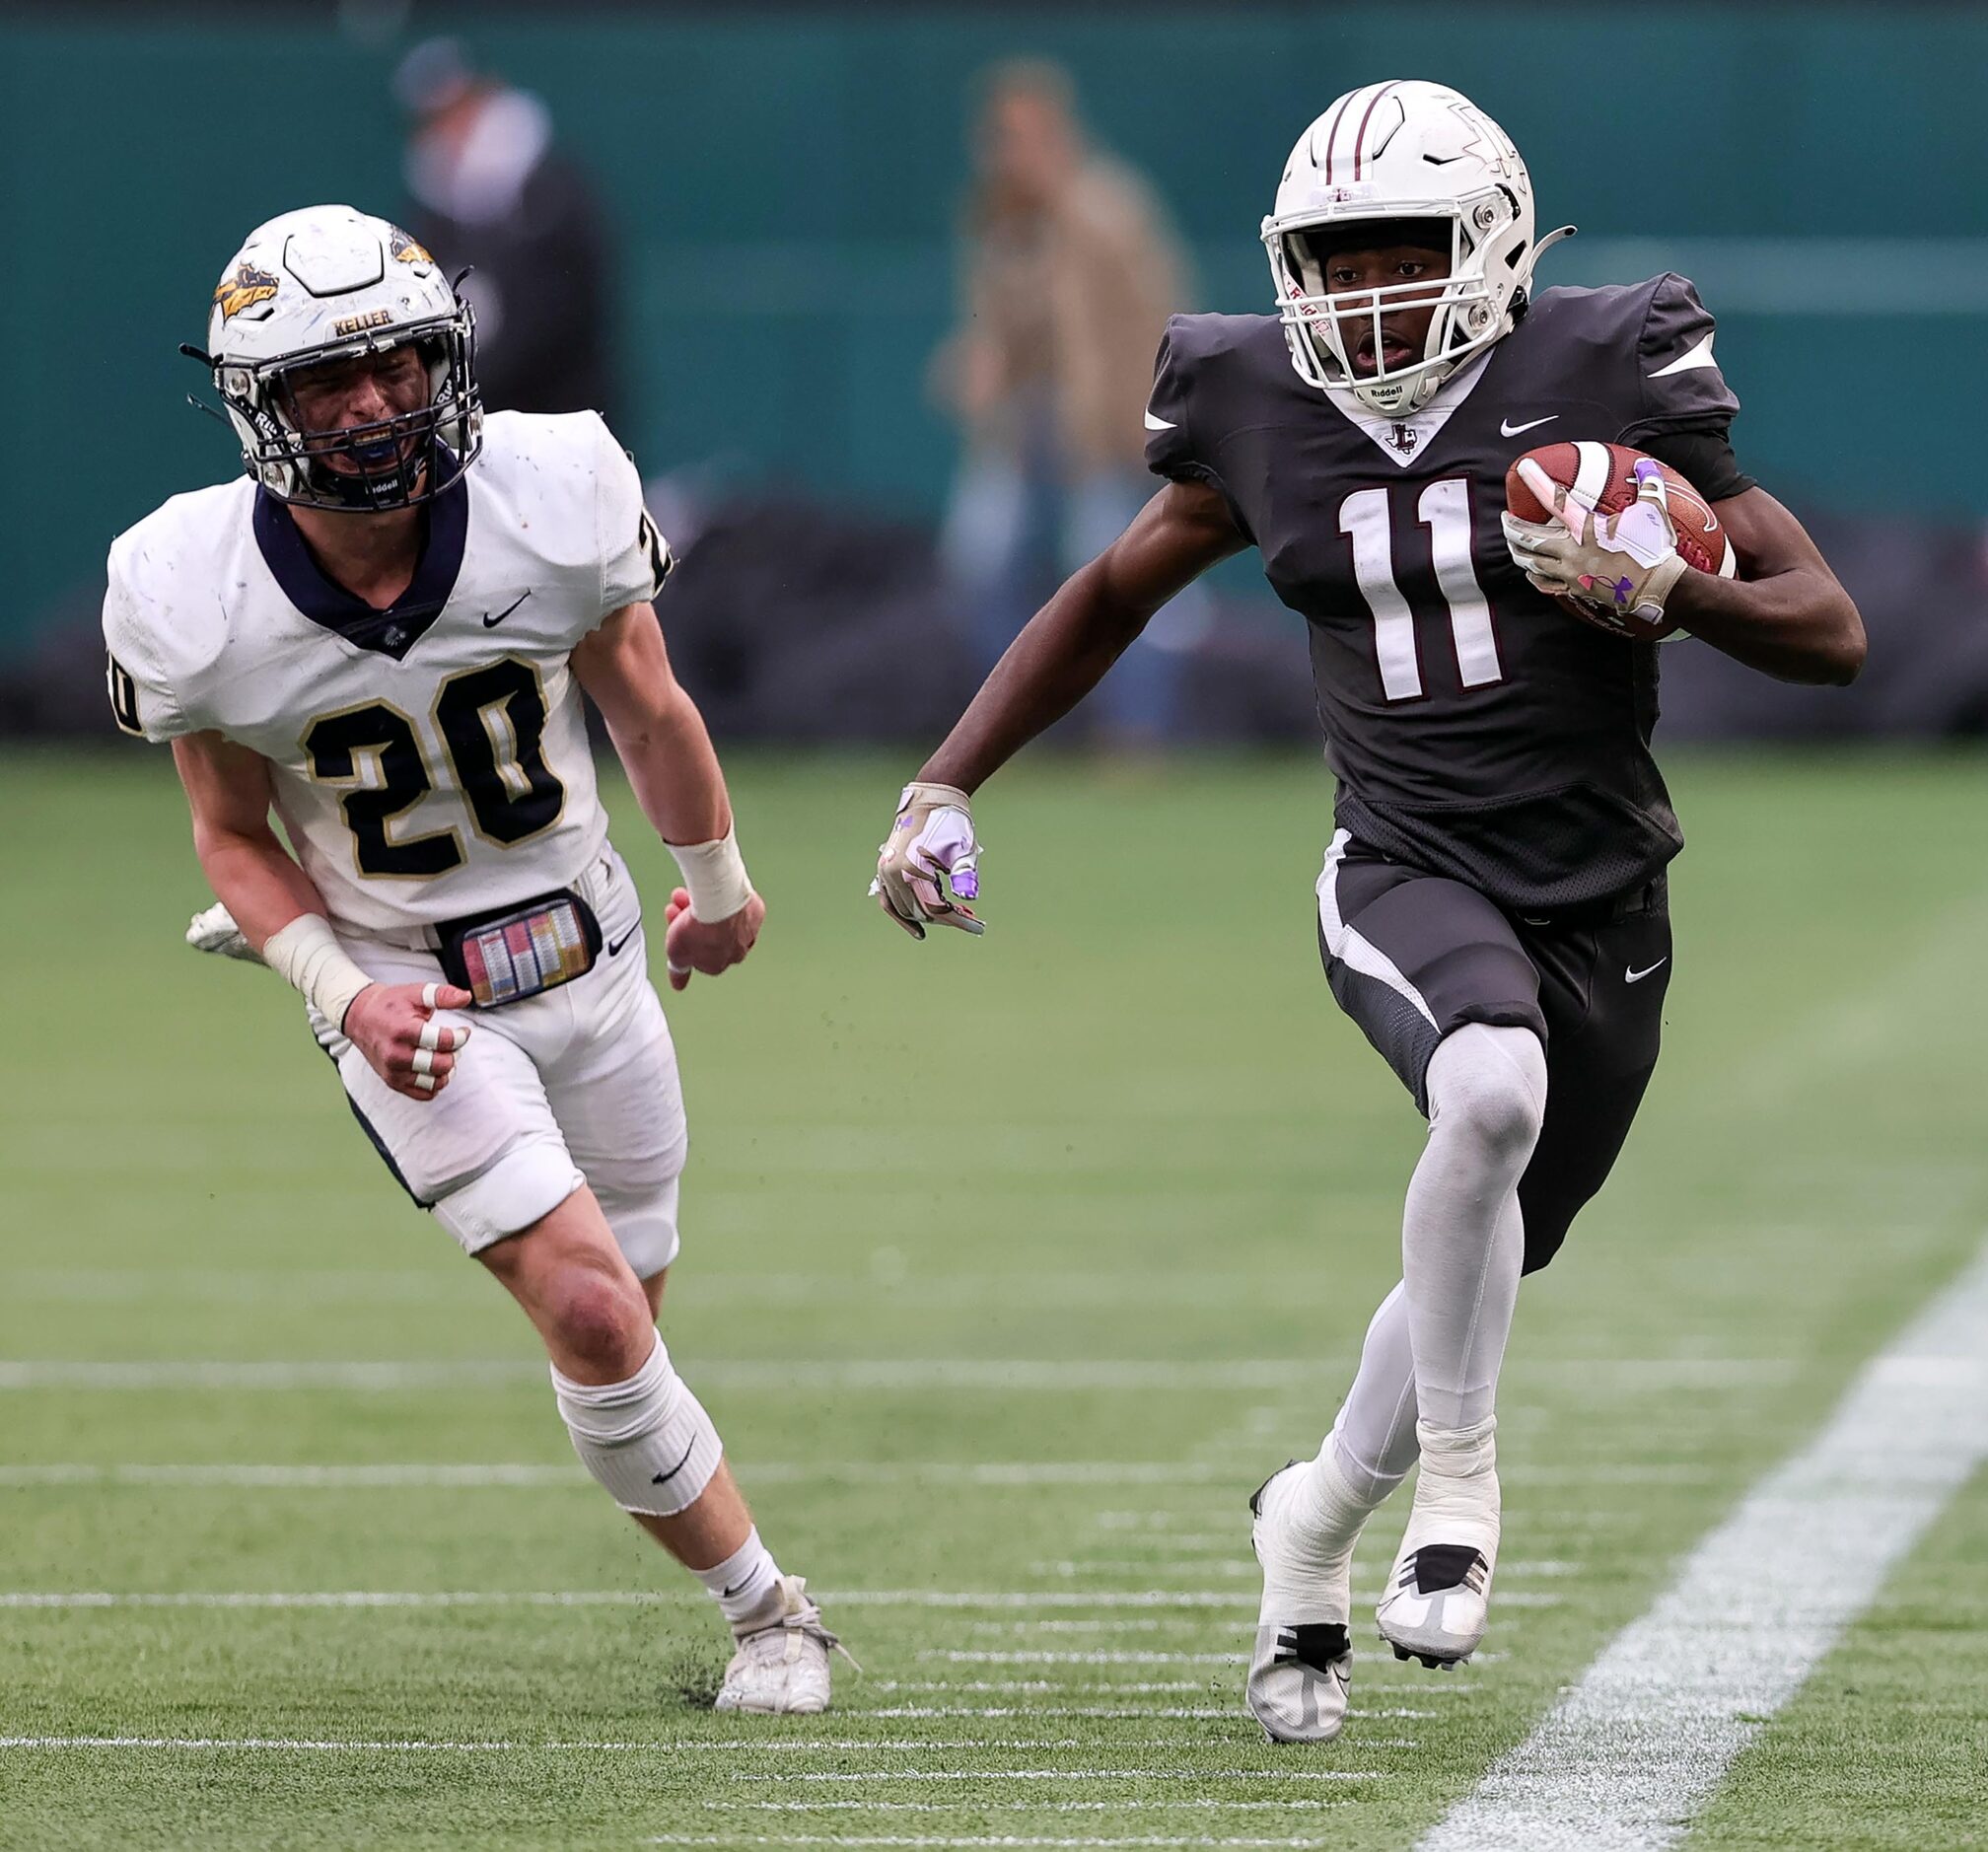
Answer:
5;6;1986;648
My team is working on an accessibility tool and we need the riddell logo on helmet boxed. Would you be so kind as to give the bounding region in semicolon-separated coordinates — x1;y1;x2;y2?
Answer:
213;263;279;321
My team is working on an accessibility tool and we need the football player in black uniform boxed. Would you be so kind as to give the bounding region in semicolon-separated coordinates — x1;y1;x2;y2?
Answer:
873;81;1863;1742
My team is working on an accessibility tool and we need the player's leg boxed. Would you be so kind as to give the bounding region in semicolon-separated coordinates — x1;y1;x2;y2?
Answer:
540;873;845;1713
1376;1017;1544;1669
1513;898;1671;1277
1250;835;1546;1732
475;1184;844;1714
1248;838;1542;1733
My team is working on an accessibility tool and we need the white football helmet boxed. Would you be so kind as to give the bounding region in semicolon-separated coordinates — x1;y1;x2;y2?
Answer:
1260;82;1573;416
199;203;481;512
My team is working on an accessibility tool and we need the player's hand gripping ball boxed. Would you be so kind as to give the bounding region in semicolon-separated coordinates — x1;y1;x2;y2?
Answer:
1502;442;1732;640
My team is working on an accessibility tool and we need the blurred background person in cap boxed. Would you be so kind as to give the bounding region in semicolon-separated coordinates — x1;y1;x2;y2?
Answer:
932;59;1209;752
393;36;621;424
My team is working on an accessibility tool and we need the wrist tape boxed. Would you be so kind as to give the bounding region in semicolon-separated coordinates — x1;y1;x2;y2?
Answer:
261;914;374;1032
667;823;753;921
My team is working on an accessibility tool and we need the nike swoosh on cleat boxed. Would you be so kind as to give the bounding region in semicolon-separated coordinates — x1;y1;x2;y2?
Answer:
1143;409;1176;431
1625;958;1669;983
481;590;532;628
1500;414;1558;438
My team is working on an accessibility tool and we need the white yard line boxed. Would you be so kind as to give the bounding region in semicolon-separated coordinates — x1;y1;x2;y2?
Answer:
0;1357;1791;1392
0;1457;1698;1490
724;1772;1384;1784
0;1360;1317;1391
0;1738;1081;1754
652;1838;1337;1850
1420;1234;1988;1852
0;1460;1239;1489
705;1803;1352;1813
925;1653;1245;1667
849;1706;1437;1723
0;1590;1256;1612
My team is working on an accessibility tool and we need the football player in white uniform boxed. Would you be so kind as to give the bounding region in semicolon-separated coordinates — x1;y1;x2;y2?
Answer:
106;205;845;1715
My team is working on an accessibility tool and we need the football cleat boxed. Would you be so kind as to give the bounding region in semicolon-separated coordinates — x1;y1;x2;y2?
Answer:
1245;1460;1359;1743
1376;1419;1500;1669
714;1575;852;1716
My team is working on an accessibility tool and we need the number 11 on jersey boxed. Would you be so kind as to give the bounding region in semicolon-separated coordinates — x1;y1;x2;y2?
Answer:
1338;478;1504;703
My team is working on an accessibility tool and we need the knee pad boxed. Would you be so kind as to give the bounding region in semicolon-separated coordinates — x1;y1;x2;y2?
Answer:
552;1331;722;1517
433;1137;585;1253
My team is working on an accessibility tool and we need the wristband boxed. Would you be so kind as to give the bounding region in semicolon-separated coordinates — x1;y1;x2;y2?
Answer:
260;914;375;1032
666;823;754;921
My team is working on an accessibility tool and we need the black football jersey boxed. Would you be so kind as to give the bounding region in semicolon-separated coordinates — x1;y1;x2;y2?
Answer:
1145;274;1746;910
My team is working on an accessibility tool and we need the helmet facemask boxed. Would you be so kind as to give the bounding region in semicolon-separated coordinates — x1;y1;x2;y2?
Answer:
1263;191;1526;417
217;307;482;514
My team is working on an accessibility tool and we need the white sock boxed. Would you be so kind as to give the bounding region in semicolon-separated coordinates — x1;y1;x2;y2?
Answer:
1326;1281;1422;1503
693;1527;783;1633
1402;1025;1545;1432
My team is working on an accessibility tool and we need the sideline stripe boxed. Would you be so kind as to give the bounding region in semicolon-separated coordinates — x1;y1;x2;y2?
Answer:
1420;1235;1988;1852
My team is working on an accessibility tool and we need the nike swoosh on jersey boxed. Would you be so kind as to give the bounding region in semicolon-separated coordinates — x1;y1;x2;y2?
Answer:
1648;331;1718;379
1625;958;1669;982
1143;409;1176;431
481;590;532;628
605;925;639;957
1500;414;1558;437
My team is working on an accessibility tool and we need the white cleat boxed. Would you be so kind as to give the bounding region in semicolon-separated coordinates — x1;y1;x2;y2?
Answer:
1376;1419;1500;1670
714;1575;849;1716
1245;1460;1358;1744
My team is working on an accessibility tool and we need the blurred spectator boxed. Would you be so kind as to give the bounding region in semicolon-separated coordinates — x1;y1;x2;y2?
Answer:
932;59;1209;749
393;36;619;422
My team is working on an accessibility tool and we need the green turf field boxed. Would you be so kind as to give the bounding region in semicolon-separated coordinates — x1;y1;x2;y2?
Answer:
2;747;1985;1850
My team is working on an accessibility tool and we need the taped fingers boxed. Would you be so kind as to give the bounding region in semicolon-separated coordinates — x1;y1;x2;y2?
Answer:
417;1016;468;1053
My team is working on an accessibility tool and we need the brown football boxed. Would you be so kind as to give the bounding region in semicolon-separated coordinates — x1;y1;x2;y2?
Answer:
1504;440;1732;640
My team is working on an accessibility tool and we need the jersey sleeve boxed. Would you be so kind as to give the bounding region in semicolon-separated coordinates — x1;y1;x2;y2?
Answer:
1618;274;1753;501
1143;317;1201;483
101;547;190;742
592;414;674;622
1143;315;1254;540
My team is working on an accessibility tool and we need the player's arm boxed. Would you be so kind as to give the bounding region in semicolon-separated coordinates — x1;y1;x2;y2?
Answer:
572;601;763;990
925;480;1244;790
1660;488;1865;685
871;480;1243;939
171;730;470;1099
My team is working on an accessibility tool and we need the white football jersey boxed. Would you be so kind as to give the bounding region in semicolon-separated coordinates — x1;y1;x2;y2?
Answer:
104;411;671;934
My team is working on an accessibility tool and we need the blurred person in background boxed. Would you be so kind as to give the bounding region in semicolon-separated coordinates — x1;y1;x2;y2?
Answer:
933;59;1209;752
394;36;619;423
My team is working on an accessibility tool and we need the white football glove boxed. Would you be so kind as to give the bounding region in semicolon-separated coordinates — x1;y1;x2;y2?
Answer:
871;781;984;940
186;900;259;962
1501;456;1688;637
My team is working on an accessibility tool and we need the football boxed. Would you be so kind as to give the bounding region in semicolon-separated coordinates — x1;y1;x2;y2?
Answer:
1505;440;1734;639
